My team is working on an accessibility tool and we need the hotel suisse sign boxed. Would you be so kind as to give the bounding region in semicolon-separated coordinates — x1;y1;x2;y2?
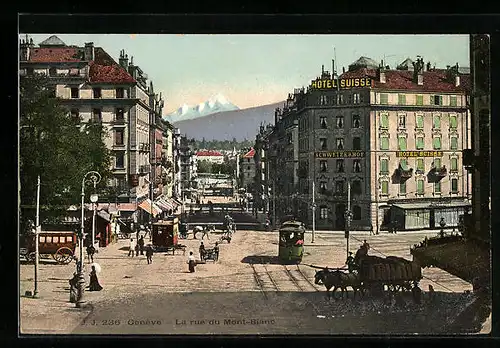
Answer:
396;151;444;157
315;151;365;158
310;77;374;89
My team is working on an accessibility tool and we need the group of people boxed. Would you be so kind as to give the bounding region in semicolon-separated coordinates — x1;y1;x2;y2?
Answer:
128;236;154;264
198;241;220;261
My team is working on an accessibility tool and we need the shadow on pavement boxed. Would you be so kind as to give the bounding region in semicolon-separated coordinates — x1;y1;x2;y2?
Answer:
240;255;282;265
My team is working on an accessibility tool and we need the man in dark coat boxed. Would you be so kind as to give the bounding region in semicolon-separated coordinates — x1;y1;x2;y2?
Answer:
146;245;154;264
86;244;96;263
138;236;145;255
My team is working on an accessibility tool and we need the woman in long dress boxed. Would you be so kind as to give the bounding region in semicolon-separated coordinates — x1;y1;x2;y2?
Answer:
187;251;196;273
88;265;103;291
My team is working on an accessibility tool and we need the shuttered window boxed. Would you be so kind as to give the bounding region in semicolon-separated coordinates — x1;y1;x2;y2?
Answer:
416;114;424;128
381;181;389;195
417;179;424;194
380;136;389;150
416;158;424;172
416;137;424;150
380;159;388;174
433;115;441;129
450;137;458;150
398;137;407;151
380;113;389;128
451;157;458;171
433;137;441;150
450;115;458;129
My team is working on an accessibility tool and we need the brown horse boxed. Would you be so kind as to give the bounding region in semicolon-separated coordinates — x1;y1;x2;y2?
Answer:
314;269;364;300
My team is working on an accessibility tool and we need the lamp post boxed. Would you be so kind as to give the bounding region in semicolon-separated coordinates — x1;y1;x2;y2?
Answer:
33;175;41;298
311;180;316;243
90;193;99;250
77;171;101;308
344;180;353;260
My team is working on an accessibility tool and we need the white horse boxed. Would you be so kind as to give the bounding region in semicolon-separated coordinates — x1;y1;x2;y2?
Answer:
193;225;210;240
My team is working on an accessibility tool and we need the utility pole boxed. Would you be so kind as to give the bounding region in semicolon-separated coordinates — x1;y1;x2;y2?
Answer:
34;175;40;298
311;180;316;243
345;180;352;260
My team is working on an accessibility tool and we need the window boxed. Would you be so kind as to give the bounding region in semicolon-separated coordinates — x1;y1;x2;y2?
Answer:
451;157;458;172
319;181;327;193
416;114;424;129
416;158;425;173
116;108;125;120
336;116;344;128
399;159;408;170
320;116;327;129
353;137;361;150
380;93;388;105
416;95;423;106
93;87;102;98
320;138;327;150
399;182;407;195
320;160;327;172
338;94;344;104
417;179;424;194
60;236;66;243
380;136;389;150
71;87;79;98
433;158;441;169
433;115;441;129
450;136;458;150
416;136;424;150
247;158;250;163
53;236;59;243
380;113;389;129
353;93;360;104
39;236;46;243
449;115;458;129
434;182;441;194
451;178;458;193
116;152;125;168
398;114;406;128
335;180;344;193
319;95;327;105
115;130;124;145
92;108;102;122
433;137;442;150
320;207;328;219
70;109;79;121
247;166;251;171
380;158;389;174
352;114;360;128
398;94;406;105
336;159;344;173
26;67;34;75
116;88;124;99
353;205;361;220
352;180;362;195
353;160;361;172
336;138;344;150
398;137;407;151
381;181;389;195
49;67;57;76
450;96;457;107
433;95;442;105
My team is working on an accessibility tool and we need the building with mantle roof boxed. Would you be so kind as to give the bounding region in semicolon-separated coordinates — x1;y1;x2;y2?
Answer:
196;150;224;164
19;35;174;214
269;56;471;232
239;147;256;192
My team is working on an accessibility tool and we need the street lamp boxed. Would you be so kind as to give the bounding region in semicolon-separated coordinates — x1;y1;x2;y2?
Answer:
77;171;101;308
344;180;353;260
90;193;99;250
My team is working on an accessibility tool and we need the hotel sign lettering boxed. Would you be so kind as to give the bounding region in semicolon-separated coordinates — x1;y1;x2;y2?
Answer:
396;151;444;157
310;77;374;89
315;151;365;158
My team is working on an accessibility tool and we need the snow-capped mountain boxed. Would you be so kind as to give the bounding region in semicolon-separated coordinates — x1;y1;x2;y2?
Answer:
165;93;239;122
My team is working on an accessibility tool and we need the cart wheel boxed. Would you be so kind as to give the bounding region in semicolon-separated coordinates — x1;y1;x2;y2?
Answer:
53;247;74;264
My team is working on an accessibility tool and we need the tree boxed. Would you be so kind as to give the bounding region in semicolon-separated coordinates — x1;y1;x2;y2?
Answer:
197;159;213;174
20;73;112;230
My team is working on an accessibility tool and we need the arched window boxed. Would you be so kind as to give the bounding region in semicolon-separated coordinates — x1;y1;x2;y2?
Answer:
353;205;362;220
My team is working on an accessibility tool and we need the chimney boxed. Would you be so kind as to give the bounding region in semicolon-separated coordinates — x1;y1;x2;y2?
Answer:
413;57;424;86
84;42;94;61
119;50;129;69
453;62;460;87
378;60;386;83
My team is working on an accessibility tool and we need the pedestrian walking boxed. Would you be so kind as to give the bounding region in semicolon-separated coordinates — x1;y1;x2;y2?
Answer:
138;236;145;255
213;242;220;261
187;251;196;273
369;225;374;236
69;272;78;303
199;241;206;261
88;265;103;291
86;243;96;263
128;238;136;257
146;245;154;264
135;243;139;256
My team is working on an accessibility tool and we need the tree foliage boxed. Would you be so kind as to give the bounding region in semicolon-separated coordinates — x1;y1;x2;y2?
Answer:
191;138;254;151
20;74;112;228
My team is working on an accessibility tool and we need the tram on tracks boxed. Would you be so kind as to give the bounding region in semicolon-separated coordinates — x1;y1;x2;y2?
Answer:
278;219;305;263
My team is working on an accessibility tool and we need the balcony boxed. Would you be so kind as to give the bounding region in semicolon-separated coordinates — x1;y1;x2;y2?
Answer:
113;118;126;126
396;165;413;179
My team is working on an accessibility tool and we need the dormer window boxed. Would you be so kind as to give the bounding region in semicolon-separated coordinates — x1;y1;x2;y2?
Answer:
71;87;79;99
49;67;57;76
116;88;124;99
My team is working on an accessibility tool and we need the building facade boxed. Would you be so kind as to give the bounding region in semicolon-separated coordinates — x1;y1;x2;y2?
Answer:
239;148;256;192
196;150;225;164
268;56;471;231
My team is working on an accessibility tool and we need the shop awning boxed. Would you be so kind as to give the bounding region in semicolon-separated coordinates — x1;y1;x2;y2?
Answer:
97;210;111;222
393;201;471;210
155;198;173;211
138;199;162;217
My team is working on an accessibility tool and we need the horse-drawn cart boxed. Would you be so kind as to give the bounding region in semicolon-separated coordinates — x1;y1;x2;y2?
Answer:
20;230;77;265
152;218;187;255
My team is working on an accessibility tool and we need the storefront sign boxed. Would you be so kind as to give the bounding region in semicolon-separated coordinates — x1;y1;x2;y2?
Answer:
396;151;444;157
315;151;365;158
310;77;374;89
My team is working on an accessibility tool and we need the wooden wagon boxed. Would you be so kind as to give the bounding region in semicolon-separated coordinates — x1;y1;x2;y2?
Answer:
20;230;77;265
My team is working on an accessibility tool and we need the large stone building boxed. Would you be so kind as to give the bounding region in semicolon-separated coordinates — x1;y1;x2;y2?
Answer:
268;56;472;232
19;35;175;208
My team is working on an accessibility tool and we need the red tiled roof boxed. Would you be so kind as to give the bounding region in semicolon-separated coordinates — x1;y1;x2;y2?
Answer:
29;47;81;62
242;148;255;158
196;150;224;157
339;68;470;93
89;47;135;84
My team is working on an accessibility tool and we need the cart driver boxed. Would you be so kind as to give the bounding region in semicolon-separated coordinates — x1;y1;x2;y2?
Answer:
346;252;356;273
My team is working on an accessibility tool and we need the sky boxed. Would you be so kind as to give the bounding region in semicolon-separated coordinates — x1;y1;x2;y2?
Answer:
23;34;470;115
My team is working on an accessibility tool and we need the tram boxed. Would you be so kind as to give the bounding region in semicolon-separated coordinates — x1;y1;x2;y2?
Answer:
278;219;305;263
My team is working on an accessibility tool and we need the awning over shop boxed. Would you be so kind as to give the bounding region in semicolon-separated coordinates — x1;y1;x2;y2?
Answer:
97;210;111;222
155;198;173;211
393;201;471;210
138;199;162;217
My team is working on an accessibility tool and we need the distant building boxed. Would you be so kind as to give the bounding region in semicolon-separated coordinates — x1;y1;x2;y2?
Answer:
196;150;224;164
239;148;256;192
